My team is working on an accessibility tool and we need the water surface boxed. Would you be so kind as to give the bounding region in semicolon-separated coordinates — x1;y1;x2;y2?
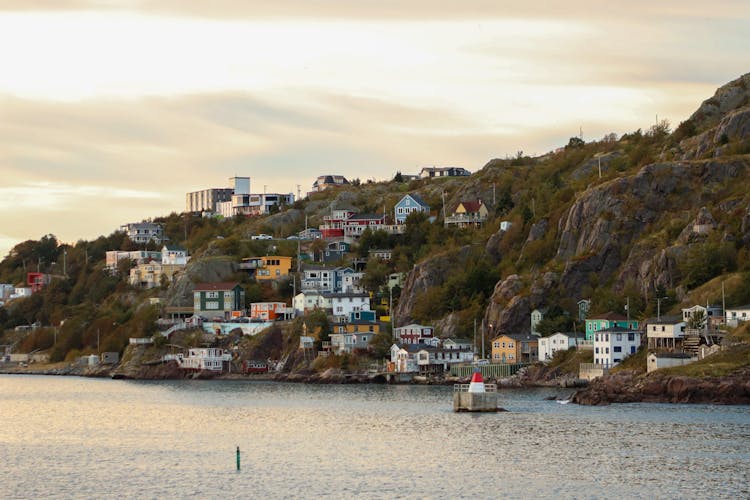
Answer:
1;375;748;498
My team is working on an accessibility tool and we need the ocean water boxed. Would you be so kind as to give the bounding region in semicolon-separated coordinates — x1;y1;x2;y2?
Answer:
1;375;748;499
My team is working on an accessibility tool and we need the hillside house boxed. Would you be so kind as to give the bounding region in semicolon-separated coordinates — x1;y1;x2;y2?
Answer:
418;166;470;179
240;256;293;281
250;302;293;321
320;209;357;238
120;220;165;245
593;326;640;367
538;333;577;361
445;200;489;228
646;317;686;351
726;306;750;327
647;352;696;373
390;344;422;373
193;283;245;320
343;213;387;238
311;175;350;193
530;308;546;336
682;304;723;327
161;245;188;265
585;312;639;341
330;331;375;354
394;193;430;224
394;324;434;344
105;250;162;270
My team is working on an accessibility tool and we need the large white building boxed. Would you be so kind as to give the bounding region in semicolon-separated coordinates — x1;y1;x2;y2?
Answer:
593;327;640;367
538;333;577;362
186;187;234;213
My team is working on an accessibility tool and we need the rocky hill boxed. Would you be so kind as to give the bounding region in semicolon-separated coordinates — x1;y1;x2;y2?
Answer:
2;73;750;369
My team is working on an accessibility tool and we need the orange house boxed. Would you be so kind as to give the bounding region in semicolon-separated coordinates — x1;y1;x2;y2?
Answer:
250;302;290;321
491;334;517;364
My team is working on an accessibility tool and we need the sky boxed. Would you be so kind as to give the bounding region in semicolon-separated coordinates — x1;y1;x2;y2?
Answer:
0;1;748;259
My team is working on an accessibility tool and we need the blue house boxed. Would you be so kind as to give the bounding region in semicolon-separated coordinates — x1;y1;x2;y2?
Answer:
394;193;430;224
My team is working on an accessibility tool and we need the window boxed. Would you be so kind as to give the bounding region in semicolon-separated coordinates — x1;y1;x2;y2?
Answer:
630;346;636;354
617;334;622;341
628;333;635;341
595;347;599;354
605;347;609;354
206;291;219;299
613;346;622;353
509;342;514;348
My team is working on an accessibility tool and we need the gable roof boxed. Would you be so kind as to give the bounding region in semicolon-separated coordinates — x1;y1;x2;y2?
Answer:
400;193;429;208
588;311;629;321
194;282;241;292
457;201;483;213
347;213;386;221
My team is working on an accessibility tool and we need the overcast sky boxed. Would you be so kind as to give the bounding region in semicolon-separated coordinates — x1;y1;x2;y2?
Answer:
0;1;748;258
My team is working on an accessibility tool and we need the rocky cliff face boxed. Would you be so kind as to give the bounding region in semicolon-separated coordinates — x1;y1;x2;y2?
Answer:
479;157;749;334
393;245;473;326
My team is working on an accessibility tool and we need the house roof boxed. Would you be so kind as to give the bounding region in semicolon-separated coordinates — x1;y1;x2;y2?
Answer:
322;292;370;299
162;244;186;251
194;282;241;291
588;311;629;321
646;315;683;325
348;319;379;325
457;201;483;213
595;326;637;334
347;213;385;221
727;305;750;310
401;193;429;208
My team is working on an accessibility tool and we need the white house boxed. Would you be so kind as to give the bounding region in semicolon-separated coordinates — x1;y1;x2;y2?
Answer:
725;305;750;327
530;308;545;336
646;317;686;351
330;332;374;354
326;292;371;321
300;266;336;291
442;338;473;351
416;346;474;373
178;348;231;372
390;344;421;373
293;291;330;315
682;304;723;327
538;333;577;361
161;244;188;265
593;327;640;367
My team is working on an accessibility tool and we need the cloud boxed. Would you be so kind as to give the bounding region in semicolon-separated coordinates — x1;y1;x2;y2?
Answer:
2;1;748;23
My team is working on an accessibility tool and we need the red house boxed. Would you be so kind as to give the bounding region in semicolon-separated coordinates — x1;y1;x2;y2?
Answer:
27;272;51;293
320;209;356;238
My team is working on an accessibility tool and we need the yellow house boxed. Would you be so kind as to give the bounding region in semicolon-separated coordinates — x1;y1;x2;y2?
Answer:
346;321;381;334
491;334;518;363
446;200;489;228
255;256;293;281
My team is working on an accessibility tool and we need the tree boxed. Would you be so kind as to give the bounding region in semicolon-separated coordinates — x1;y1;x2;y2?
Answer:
393;171;404;183
686;310;706;330
566;137;585;149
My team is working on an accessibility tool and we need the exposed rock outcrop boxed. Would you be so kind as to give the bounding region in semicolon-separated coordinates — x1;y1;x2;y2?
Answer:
394;245;473;326
572;365;750;405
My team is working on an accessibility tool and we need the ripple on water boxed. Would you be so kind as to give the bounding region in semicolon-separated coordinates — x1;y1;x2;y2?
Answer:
1;375;748;499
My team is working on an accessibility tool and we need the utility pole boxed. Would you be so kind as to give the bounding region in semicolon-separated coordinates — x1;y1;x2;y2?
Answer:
492;183;496;206
63;248;67;277
656;296;667;322
442;190;446;227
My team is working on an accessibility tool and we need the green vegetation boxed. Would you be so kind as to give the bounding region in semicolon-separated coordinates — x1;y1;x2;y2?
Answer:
658;344;750;378
2;81;750;372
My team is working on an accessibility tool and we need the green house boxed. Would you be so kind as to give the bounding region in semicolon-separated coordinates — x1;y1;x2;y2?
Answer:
193;282;245;320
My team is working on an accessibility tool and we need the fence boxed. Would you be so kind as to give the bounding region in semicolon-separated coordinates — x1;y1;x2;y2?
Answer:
450;363;528;378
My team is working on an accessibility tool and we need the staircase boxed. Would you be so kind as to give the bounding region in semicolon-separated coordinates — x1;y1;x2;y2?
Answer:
683;335;702;356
